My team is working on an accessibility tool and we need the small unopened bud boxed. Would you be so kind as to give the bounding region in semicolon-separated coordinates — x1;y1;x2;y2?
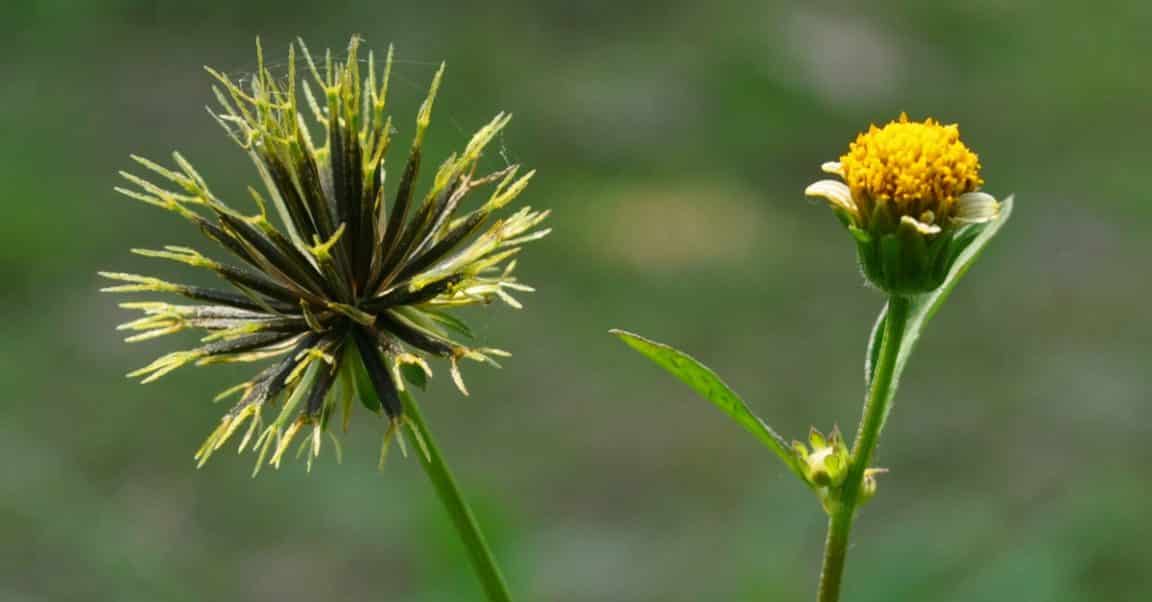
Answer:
796;427;850;488
859;468;888;505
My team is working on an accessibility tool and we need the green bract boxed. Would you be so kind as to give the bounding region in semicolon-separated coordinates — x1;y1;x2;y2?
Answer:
845;205;991;296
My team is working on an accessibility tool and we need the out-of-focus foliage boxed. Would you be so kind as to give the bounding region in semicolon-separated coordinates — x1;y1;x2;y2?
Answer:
2;2;1150;601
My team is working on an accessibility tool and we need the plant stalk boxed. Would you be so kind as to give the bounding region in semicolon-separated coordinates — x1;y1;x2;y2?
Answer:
817;295;911;602
402;391;514;602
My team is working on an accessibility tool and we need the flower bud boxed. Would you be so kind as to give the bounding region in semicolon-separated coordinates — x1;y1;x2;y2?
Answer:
859;468;888;506
794;427;850;488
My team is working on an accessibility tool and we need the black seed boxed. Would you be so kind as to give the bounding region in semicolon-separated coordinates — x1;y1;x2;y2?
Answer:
196;217;260;267
353;162;383;290
404;177;463;261
351;326;403;417
304;355;340;416
201;331;300;357
394;211;487;283
330;117;365;281
217;211;331;297
236;332;323;410
362;274;462;312
377;146;422;274
181;286;296;313
214;262;307;304
295;144;339;243
260;148;321;241
375;311;455;357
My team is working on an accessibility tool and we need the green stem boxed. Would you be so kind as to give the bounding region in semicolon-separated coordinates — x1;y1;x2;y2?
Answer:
817;510;853;602
402;391;514;602
817;295;911;602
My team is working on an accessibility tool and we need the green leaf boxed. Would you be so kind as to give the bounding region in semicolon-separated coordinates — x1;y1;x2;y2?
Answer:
865;195;1013;416
609;329;805;482
865;308;887;388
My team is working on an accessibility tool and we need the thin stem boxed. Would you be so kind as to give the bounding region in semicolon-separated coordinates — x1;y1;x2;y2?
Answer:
402;391;514;602
817;509;853;602
817;295;911;602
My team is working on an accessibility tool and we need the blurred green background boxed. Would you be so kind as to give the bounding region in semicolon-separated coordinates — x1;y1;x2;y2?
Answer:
3;1;1150;600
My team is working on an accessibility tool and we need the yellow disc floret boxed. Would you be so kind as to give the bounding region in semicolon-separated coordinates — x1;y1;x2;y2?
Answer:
840;114;982;221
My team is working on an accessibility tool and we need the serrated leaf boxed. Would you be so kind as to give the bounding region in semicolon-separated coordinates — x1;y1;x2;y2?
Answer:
610;329;805;482
866;195;1013;419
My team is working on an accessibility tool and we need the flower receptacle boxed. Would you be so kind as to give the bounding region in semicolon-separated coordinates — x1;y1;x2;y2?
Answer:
854;219;986;295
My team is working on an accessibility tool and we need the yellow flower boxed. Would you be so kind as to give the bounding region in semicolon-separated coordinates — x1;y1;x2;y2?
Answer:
805;114;1001;294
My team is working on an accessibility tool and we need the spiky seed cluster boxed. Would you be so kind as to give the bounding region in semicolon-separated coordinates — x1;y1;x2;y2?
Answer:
101;37;549;472
805;114;1000;295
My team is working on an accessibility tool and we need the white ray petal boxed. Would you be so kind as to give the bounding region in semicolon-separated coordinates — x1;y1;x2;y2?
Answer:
953;191;1000;224
900;215;942;235
821;161;844;176
804;179;857;215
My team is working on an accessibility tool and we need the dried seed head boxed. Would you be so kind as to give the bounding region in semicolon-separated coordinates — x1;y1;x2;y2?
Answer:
102;36;549;472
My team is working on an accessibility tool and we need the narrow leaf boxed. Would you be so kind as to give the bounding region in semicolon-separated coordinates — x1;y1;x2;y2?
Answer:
865;307;886;388
610;329;804;481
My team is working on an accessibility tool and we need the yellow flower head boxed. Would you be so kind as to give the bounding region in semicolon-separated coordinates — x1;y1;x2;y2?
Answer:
804;114;1002;294
840;113;982;222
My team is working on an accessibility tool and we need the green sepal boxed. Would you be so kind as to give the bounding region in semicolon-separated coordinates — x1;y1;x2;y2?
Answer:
832;207;856;229
897;220;930;283
609;329;807;484
856;197;1010;296
400;362;429;390
344;343;382;412
847;225;871;244
808;427;827;449
871;199;897;232
824;452;843;475
878;233;904;290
